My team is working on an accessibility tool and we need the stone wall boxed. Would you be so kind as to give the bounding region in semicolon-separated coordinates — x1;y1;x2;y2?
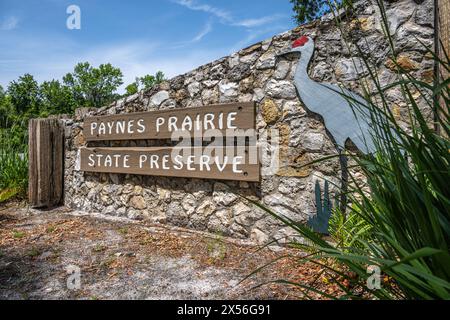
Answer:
63;0;434;244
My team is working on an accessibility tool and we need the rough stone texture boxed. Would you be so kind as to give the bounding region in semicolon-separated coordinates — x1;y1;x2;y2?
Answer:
266;80;297;99
63;0;434;244
261;99;280;124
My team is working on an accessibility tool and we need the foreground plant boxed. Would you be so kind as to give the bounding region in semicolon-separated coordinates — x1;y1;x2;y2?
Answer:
248;0;449;299
0;120;28;202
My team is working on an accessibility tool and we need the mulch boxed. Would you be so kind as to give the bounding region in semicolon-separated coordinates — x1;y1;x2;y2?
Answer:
0;201;344;300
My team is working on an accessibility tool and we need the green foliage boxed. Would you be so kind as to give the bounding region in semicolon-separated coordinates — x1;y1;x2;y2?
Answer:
1;64;165;132
308;180;333;234
206;232;227;262
124;71;166;96
0;94;14;128
328;205;372;251
290;0;353;25
0;62;166;203
140;71;165;90
0;188;22;203
12;230;25;239
7;74;41;116
251;1;450;299
40;80;77;116
63;62;123;108
1;61;131;126
125;82;139;96
0;120;28;202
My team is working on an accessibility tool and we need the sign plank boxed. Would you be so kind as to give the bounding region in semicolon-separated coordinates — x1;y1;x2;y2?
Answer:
78;147;260;182
83;102;255;141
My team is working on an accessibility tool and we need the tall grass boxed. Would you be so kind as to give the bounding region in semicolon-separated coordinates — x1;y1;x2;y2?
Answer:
0;121;28;203
249;0;450;299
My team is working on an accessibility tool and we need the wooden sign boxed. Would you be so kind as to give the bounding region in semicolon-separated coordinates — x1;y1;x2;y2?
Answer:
83;102;255;141
78;147;260;182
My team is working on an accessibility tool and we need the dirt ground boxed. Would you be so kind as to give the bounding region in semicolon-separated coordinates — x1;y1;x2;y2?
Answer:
0;202;339;300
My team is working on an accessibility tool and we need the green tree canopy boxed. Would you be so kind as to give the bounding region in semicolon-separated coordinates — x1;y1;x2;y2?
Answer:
290;0;352;25
1;63;166;141
63;62;123;108
7;74;41;116
0;85;14;127
125;82;139;96
124;71;166;96
140;71;165;90
40;80;77;116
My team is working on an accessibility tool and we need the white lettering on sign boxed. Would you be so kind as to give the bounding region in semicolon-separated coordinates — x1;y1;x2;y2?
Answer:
139;155;147;168
79;145;259;182
233;156;243;173
88;153;131;168
227;112;237;129
137;119;146;133
80;103;258;181
87;152;244;173
90;119;146;136
153;112;238;133
173;155;183;170
83;102;256;141
90;112;239;137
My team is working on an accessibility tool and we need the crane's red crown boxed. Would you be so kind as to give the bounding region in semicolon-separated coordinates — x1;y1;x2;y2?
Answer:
292;36;309;48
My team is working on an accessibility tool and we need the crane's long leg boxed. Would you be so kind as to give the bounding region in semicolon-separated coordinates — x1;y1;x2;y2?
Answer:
338;149;348;215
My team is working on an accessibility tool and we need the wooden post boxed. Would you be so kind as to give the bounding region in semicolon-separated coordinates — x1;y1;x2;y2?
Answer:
437;0;449;67
436;0;449;136
28;118;64;208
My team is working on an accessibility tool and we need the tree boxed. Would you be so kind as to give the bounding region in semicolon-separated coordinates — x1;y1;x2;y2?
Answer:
63;62;123;108
155;71;165;84
140;71;165;90
0;85;14;127
7;74;41;116
124;71;166;96
0;85;5;114
40;80;77;116
290;0;353;25
125;82;139;96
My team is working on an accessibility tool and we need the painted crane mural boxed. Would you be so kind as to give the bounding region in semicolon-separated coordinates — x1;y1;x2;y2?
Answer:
278;35;376;154
278;35;378;234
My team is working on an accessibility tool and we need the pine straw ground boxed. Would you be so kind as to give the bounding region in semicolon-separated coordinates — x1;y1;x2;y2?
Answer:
0;202;343;300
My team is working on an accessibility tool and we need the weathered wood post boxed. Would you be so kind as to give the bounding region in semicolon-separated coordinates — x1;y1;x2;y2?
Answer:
28;118;64;208
435;0;449;136
437;0;449;70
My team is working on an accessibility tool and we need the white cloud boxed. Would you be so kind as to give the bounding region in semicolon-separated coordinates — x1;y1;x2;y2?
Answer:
173;0;232;22
76;41;229;92
0;16;19;31
233;14;284;28
164;19;213;50
192;20;212;42
228;24;290;53
0;35;228;93
0;2;290;94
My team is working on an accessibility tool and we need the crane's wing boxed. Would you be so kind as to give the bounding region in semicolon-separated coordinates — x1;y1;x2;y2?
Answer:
320;82;376;153
321;83;371;117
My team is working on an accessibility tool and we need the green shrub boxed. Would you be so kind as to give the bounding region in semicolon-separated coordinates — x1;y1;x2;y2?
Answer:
250;0;450;299
328;204;372;252
0;121;28;202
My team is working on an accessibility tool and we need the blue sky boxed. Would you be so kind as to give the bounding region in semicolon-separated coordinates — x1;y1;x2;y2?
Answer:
0;0;295;92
